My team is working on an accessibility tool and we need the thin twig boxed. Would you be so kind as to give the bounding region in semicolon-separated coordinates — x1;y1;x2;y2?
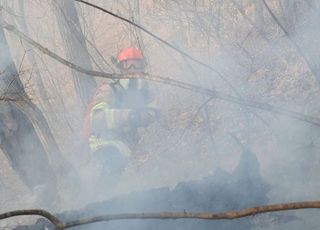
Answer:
75;0;243;95
73;0;217;72
261;0;320;84
3;22;320;127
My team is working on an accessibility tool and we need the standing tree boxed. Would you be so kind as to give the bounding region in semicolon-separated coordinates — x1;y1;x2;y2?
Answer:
0;17;70;205
0;22;55;193
53;0;97;106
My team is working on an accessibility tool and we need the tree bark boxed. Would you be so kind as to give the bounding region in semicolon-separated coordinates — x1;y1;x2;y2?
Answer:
0;22;57;194
53;0;97;106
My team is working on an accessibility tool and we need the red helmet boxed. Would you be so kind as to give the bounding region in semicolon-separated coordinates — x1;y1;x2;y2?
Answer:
117;47;144;62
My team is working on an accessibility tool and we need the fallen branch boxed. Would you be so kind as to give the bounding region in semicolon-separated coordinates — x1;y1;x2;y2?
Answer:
63;201;320;228
1;201;320;229
3;22;320;127
0;209;63;228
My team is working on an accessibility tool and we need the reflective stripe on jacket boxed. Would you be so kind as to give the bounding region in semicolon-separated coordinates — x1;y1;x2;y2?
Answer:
89;136;132;157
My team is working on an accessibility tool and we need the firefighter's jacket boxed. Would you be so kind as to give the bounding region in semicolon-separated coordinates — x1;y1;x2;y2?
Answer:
84;79;158;157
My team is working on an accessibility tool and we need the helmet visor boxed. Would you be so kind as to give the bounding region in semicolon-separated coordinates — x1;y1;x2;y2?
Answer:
118;59;146;70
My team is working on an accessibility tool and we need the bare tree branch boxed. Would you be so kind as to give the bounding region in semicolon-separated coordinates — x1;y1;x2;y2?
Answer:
75;0;242;97
0;96;26;102
3;21;320;128
1;201;320;229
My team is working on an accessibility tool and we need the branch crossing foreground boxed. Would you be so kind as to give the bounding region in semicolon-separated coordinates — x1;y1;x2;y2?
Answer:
0;201;319;229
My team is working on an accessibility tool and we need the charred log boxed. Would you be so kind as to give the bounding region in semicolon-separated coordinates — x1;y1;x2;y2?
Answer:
13;145;269;229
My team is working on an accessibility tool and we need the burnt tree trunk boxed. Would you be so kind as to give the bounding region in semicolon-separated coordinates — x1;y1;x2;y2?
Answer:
0;20;59;199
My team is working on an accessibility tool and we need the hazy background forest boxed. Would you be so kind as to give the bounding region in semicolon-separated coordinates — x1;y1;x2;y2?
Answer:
0;0;320;229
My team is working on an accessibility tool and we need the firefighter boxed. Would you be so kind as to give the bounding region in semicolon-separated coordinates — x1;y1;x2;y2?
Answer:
83;47;158;181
